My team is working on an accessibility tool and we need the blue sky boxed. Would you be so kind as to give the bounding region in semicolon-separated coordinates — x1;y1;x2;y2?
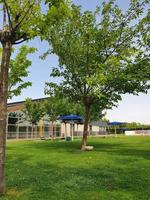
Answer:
1;1;150;124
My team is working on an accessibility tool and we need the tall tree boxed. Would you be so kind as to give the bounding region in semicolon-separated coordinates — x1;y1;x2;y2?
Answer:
44;1;150;148
0;1;42;193
0;0;70;194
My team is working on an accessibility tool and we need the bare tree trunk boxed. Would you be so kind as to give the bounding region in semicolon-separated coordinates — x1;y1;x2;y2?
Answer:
0;41;12;194
82;105;91;148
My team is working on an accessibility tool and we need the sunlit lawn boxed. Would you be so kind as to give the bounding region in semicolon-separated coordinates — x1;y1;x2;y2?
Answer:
1;136;150;200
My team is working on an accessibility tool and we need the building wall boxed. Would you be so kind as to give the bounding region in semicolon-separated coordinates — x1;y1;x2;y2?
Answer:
7;103;24;113
7;100;107;139
60;123;107;137
125;130;150;135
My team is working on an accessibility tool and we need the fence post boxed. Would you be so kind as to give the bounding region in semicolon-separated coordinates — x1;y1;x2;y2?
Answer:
26;126;29;139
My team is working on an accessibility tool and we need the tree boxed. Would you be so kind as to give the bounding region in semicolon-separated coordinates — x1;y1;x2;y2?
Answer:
0;1;42;193
0;0;70;194
23;98;45;138
44;96;84;138
44;1;150;148
121;122;141;130
8;45;36;99
0;45;36;98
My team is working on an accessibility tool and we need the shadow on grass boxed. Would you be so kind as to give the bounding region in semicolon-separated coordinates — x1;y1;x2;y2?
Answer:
4;150;150;200
17;138;150;160
12;138;150;161
4;138;150;199
92;140;150;160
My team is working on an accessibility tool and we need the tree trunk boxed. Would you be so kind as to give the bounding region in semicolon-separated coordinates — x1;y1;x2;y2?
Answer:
82;105;91;147
0;41;12;194
35;124;38;139
51;121;54;140
31;124;34;138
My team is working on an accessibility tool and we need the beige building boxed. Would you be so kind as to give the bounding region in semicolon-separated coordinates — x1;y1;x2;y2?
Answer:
7;98;108;139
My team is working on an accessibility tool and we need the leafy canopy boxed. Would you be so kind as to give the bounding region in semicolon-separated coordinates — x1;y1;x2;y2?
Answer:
0;0;42;44
44;0;150;115
23;98;45;125
7;45;36;99
44;96;84;122
0;0;71;45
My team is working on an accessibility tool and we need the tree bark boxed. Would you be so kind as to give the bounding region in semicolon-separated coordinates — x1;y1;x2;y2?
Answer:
0;41;12;194
51;121;54;140
31;124;34;138
82;105;91;147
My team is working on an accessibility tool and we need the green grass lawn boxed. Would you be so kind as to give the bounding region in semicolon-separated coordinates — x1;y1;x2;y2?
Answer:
1;136;150;200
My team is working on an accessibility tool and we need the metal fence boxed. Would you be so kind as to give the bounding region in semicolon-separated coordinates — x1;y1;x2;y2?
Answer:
6;123;62;140
6;114;108;140
6;113;62;139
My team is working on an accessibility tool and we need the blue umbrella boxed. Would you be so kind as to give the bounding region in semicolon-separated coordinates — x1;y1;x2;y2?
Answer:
58;115;83;122
108;121;124;126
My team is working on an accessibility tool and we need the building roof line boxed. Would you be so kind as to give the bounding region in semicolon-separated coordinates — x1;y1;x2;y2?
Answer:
7;97;48;107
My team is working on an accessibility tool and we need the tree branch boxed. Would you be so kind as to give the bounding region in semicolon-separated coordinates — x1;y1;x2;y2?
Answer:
102;28;137;64
13;38;28;45
102;1;146;65
3;0;13;30
0;31;3;42
14;0;35;31
3;4;6;27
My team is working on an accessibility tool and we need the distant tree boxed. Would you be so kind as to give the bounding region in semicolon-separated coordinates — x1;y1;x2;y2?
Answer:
122;122;142;129
44;1;150;148
44;97;67;138
44;96;84;138
23;98;45;138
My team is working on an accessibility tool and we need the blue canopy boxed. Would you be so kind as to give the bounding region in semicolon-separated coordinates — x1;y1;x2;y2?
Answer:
108;121;124;126
58;115;83;123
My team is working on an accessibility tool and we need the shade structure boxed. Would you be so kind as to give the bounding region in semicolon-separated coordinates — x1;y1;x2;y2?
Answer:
108;121;124;137
58;115;83;141
58;115;83;123
108;121;124;126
